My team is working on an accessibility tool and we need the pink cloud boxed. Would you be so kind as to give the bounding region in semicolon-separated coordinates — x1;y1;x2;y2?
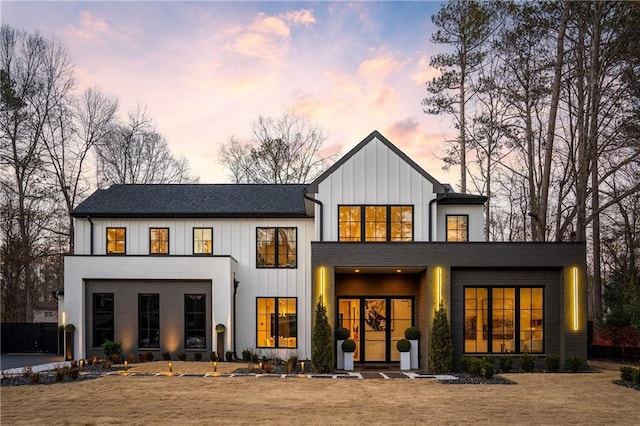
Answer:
282;9;316;26
250;13;290;37
358;56;403;81
64;11;110;41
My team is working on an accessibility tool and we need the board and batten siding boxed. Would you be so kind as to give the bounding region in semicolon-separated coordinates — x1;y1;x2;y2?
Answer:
315;136;437;242
436;204;485;242
69;216;315;359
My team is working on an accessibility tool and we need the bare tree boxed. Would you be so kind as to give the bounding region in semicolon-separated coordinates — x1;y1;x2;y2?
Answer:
96;107;198;185
219;111;337;184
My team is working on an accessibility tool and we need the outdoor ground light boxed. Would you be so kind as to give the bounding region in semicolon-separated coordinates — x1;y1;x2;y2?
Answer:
124;360;128;371
301;361;304;372
79;359;84;369
168;362;172;373
213;361;217;372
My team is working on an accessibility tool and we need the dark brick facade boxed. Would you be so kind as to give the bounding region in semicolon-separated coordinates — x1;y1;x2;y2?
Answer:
311;242;587;371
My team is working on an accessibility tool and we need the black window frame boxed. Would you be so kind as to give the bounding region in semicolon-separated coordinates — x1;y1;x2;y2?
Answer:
149;227;170;255
463;286;544;355
92;293;114;348
256;227;297;268
138;293;160;349
106;227;126;255
256;297;298;349
184;294;207;350
446;214;469;242
193;227;213;256
338;205;414;242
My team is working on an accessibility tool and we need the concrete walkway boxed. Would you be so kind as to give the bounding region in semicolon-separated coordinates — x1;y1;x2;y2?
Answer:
1;353;67;374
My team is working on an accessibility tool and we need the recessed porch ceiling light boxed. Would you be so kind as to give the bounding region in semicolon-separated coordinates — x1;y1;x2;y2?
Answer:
396;269;402;273
354;269;360;273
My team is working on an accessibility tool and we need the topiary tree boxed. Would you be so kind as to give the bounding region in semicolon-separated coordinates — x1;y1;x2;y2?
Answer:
429;303;453;373
312;297;333;373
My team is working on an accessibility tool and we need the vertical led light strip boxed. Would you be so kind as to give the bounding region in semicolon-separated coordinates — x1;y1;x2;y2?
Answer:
320;266;325;305
437;267;442;306
573;267;579;331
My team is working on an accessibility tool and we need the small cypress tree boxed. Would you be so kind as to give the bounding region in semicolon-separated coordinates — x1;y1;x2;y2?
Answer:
312;297;334;373
429;303;453;373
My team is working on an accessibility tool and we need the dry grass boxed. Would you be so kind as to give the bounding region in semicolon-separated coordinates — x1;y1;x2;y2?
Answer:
1;361;638;425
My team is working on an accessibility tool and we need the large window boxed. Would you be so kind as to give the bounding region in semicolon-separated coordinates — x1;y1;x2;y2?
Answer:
464;287;544;354
256;297;297;348
339;205;413;242
185;294;206;349
138;294;160;348
446;215;468;242
256;227;297;268
93;293;114;348
106;227;126;254
149;228;169;254
193;228;213;255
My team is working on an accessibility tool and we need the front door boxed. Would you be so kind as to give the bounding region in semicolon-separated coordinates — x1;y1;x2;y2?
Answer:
338;297;413;363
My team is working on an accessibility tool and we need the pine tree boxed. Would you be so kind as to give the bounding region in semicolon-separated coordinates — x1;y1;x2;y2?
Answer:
311;297;333;373
429;303;453;373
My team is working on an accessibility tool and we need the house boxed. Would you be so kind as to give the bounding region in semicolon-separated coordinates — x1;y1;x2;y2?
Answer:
63;130;587;369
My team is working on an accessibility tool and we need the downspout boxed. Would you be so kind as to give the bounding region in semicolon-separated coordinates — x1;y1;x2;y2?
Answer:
86;216;94;255
233;274;239;360
428;198;437;242
303;192;324;242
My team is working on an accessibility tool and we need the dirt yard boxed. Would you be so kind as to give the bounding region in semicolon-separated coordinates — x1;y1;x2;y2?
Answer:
1;361;638;425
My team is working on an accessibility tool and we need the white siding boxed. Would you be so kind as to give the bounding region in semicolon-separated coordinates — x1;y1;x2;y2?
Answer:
316;136;436;242
436;204;485;242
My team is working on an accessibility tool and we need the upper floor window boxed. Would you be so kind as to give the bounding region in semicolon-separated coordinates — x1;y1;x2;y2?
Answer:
150;228;169;254
256;227;297;268
106;227;126;254
193;228;213;255
446;215;468;242
339;205;413;242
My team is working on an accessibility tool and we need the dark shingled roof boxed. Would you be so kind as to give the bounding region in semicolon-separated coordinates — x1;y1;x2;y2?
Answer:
71;184;310;218
437;192;487;205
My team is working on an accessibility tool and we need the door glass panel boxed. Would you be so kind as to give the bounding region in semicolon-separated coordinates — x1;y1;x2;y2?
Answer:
338;299;360;361
390;299;412;361
364;299;386;361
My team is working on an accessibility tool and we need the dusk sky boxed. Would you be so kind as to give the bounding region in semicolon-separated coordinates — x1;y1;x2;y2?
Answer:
2;1;458;185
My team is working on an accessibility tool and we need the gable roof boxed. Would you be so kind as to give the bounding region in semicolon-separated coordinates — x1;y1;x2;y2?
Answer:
437;192;487;205
307;130;446;193
71;184;310;218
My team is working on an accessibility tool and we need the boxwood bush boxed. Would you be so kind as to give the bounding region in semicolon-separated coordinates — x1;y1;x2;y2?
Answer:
565;355;584;372
545;354;560;373
520;353;536;372
498;356;513;373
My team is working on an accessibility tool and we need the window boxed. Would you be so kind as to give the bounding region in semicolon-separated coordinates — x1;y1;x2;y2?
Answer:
256;297;297;348
464;287;544;354
150;228;169;254
446;215;468;242
185;294;206;349
339;205;413;242
138;294;159;348
93;293;114;348
193;228;213;255
256;227;297;268
106;227;126;254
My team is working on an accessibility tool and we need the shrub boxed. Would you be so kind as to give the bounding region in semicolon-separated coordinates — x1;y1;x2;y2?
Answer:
312;297;334;373
565;355;584;372
211;351;219;362
162;352;171;361
22;366;33;378
620;365;636;382
144;351;154;362
69;367;80;380
396;338;412;352
545;354;560;373
405;327;420;340
111;354;121;363
498;356;513;373
194;352;203;361
461;357;482;376
634;368;640;384
429;303;453;373
520;353;535;372
177;352;187;361
101;359;112;369
138;353;146;362
342;338;356;352
101;340;123;359
250;352;259;363
127;353;136;364
481;360;494;379
55;367;68;382
335;327;350;341
30;372;40;384
242;349;252;361
225;351;234;361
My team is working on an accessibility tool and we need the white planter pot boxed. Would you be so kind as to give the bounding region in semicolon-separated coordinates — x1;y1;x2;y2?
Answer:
337;340;345;370
409;339;419;369
400;351;411;371
344;351;354;371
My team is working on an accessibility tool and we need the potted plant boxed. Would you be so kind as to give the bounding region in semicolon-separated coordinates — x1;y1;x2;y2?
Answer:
341;338;356;371
335;327;350;369
397;338;411;371
404;327;420;369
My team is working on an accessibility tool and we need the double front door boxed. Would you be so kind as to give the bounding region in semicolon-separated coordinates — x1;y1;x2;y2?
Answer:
338;297;413;362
